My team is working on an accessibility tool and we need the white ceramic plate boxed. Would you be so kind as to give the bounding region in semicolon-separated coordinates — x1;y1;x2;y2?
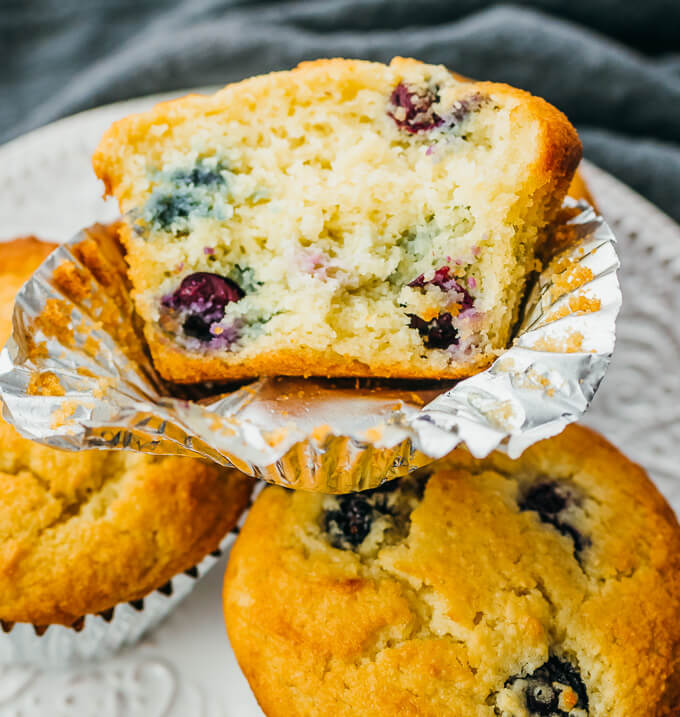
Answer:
0;91;679;716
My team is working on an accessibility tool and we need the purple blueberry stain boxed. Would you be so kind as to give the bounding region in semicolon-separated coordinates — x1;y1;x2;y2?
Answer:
203;246;215;256
408;266;475;313
162;272;244;344
388;82;444;133
388;85;486;135
298;250;329;279
443;92;485;129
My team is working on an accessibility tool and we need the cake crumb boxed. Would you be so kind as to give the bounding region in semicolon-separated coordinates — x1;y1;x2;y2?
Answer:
550;260;594;301
531;330;585;353
547;295;601;322
27;371;64;397
51;400;78;428
84;335;101;357
25;336;49;360
32;299;74;347
93;377;115;399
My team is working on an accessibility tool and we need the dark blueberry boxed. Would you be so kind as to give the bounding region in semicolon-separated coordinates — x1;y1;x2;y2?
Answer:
323;475;429;550
182;313;216;341
162;272;244;343
408;312;459;349
506;656;588;716
520;481;590;557
324;495;377;548
522;482;569;516
388;82;444;133
408;266;474;312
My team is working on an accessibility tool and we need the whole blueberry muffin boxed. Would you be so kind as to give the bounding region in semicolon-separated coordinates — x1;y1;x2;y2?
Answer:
224;425;680;716
0;238;254;628
93;57;581;383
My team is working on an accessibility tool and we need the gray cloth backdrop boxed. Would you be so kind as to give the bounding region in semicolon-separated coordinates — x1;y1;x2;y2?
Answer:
2;0;679;221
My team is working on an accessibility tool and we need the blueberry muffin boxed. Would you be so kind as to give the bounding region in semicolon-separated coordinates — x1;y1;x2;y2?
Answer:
0;236;56;342
224;425;680;716
93;57;581;383
0;237;254;628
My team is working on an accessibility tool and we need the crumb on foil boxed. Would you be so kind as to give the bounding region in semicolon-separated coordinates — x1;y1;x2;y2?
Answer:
52;261;92;302
546;295;601;323
531;331;586;354
93;377;115;400
550;259;594;301
27;371;64;397
32;298;74;347
50;400;78;429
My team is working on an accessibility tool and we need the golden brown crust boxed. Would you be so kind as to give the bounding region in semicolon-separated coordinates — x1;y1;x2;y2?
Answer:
224;425;680;716
0;437;253;626
0;237;254;626
144;322;496;383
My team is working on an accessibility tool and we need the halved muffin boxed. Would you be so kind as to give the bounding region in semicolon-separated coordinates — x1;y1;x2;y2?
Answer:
94;57;581;383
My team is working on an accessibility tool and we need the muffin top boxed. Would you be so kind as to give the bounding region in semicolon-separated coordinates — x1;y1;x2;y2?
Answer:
0;236;56;342
224;424;680;716
0;237;253;626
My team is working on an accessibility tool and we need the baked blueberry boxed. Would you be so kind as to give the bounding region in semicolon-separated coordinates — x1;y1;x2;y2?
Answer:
506;656;589;716
162;272;244;343
388;82;444;133
520;481;590;557
408;312;459;349
322;476;427;551
324;494;377;549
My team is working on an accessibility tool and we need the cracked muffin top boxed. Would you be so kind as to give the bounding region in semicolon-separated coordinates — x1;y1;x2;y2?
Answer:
0;237;254;627
223;424;680;716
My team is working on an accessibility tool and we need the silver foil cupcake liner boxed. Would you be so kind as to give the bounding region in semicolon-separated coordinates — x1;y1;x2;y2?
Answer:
0;199;621;491
0;526;242;667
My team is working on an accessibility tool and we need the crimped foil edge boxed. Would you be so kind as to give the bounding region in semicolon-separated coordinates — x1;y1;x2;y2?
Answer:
0;199;621;491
